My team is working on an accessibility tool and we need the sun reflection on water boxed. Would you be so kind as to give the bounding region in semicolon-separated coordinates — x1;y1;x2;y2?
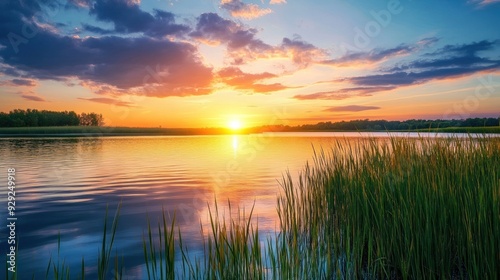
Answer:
232;135;239;157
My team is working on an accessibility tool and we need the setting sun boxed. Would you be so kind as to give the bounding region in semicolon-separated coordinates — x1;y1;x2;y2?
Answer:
228;119;243;130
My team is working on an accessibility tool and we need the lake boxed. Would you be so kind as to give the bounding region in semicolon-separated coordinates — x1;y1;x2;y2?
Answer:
0;132;496;278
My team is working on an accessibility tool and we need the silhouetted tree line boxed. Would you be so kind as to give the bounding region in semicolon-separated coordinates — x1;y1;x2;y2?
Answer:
293;118;500;131
0;109;104;127
255;117;500;132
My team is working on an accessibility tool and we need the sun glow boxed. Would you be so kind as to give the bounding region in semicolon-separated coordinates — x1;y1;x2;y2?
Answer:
228;119;243;130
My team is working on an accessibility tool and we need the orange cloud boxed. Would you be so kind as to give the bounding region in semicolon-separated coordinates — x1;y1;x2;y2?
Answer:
294;86;396;100
217;67;290;93
220;0;272;19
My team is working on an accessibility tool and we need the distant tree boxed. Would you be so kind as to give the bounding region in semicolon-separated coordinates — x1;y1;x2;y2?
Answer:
25;109;39;126
79;113;91;126
484;117;499;127
79;112;104;126
398;123;410;130
67;111;80;125
0;112;10;127
0;109;104;127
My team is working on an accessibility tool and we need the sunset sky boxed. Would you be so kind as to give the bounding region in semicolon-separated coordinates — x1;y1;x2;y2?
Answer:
1;0;499;128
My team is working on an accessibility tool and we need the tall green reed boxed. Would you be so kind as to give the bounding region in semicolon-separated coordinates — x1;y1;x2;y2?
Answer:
277;136;499;279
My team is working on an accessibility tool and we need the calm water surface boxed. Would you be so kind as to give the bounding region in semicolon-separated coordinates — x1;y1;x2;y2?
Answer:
0;132;495;278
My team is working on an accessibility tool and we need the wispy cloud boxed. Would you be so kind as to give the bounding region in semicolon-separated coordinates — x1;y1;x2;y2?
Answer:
294;86;396;100
20;93;46;102
323;105;381;112
469;0;500;7
344;40;500;87
78;97;137;107
217;67;289;93
292;40;500;101
294;40;498;101
7;79;38;87
81;23;114;34
324;38;438;66
324;45;413;66
220;0;272;19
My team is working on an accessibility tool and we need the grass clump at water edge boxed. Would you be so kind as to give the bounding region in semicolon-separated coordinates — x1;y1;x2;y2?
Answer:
277;136;499;279
12;136;499;279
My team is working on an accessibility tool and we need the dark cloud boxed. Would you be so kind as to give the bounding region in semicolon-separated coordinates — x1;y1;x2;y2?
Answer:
0;1;41;40
191;13;271;50
11;78;37;86
89;0;189;36
80;36;213;89
344;40;500;87
217;67;289;93
190;13;274;64
220;0;272;19
346;72;416;86
66;0;92;9
324;37;438;66
323;105;381;112
78;97;137;107
1;0;42;18
20;94;46;102
296;40;499;101
0;0;214;98
191;14;326;65
1;66;24;77
0;29;213;97
82;23;114;34
294;86;395;100
325;45;415;65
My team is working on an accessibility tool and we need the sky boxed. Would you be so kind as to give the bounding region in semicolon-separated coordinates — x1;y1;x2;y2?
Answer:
0;0;499;128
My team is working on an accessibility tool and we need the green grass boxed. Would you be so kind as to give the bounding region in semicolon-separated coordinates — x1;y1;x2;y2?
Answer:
9;136;500;279
277;136;500;279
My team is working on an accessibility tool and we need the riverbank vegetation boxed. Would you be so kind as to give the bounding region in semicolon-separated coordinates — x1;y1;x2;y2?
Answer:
0;125;499;137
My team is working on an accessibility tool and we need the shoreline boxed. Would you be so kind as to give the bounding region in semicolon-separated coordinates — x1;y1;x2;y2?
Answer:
0;126;499;137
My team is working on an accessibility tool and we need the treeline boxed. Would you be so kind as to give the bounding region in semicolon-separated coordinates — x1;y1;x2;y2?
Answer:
293;118;500;131
256;117;500;132
0;109;104;127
